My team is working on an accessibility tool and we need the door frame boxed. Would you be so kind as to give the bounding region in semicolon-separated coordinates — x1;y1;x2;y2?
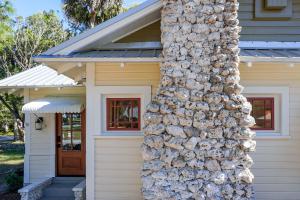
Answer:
55;110;86;176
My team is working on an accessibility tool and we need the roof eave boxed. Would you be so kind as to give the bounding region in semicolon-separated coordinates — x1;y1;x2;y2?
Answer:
240;56;300;63
34;56;161;63
43;0;162;56
34;56;300;63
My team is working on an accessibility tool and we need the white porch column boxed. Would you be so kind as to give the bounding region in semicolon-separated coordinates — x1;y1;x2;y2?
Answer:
23;88;30;184
86;62;95;200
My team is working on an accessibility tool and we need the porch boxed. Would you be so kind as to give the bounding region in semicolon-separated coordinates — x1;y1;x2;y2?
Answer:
18;177;85;200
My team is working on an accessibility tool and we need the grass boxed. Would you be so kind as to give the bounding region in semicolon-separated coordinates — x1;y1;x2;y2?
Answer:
0;132;14;136
0;141;24;194
0;142;24;174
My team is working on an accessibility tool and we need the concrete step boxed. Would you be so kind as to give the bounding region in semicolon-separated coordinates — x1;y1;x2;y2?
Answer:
40;197;74;200
46;182;78;188
52;177;84;184
43;187;74;197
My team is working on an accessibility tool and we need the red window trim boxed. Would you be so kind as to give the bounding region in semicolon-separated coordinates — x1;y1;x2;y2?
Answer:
247;97;275;131
106;98;141;131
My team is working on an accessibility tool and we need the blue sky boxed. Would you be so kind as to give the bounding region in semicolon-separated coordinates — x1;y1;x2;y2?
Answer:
12;0;146;19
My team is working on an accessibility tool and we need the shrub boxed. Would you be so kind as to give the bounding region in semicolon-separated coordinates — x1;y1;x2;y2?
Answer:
5;170;23;191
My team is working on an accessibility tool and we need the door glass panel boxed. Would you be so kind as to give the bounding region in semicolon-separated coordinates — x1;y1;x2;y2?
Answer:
62;113;72;131
61;113;82;151
72;131;81;150
62;130;72;150
72;113;81;131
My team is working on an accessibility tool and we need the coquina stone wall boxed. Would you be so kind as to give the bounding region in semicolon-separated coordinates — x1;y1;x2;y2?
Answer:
141;0;256;199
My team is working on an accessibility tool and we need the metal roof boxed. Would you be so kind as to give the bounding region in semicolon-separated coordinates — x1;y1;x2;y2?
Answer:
35;48;300;63
43;0;161;55
22;96;85;113
72;49;162;58
0;65;77;88
240;49;300;57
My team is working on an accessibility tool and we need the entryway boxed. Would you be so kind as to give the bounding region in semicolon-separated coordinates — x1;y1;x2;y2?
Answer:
56;111;86;176
40;177;84;200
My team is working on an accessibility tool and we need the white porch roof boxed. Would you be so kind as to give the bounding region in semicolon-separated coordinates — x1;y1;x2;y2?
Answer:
0;65;77;88
22;97;85;113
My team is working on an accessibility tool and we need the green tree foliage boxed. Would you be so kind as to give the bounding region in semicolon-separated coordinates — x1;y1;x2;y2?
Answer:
0;10;70;140
1;11;70;74
0;0;14;51
62;0;123;33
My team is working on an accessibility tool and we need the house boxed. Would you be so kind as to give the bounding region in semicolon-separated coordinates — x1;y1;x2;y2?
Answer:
1;0;300;199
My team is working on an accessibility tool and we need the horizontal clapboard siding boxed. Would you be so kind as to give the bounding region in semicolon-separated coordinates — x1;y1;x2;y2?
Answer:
28;113;55;183
29;155;52;183
239;0;300;41
29;87;85;100
27;88;84;183
93;62;300;200
240;62;300;200
118;0;300;42
94;137;143;200
95;62;160;97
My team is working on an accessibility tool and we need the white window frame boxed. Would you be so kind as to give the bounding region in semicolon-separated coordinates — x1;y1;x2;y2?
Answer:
92;86;151;136
243;86;289;138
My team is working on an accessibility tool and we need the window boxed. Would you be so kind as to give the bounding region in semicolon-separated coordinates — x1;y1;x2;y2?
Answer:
61;113;82;151
106;98;141;131
247;97;275;130
243;86;289;137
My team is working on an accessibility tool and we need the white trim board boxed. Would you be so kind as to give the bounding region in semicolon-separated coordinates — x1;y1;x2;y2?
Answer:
23;89;30;184
85;63;95;200
239;41;300;49
243;86;290;138
92;86;151;136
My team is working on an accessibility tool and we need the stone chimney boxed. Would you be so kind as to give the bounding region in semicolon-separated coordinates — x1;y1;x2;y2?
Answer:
141;0;256;199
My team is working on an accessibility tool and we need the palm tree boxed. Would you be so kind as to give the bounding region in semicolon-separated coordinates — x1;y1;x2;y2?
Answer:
62;0;123;32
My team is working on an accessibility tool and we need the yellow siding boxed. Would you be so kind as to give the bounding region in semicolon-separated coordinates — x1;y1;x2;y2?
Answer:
29;155;52;183
94;62;300;200
117;21;161;43
94;137;143;200
29;87;85;100
27;87;85;183
240;62;300;200
29;113;55;182
95;62;160;97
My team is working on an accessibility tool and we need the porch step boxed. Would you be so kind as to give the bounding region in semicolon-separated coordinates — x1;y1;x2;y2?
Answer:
40;177;84;200
40;197;74;200
53;177;84;183
43;186;74;197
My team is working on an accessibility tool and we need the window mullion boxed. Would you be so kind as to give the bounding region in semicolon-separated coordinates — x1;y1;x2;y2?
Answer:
70;114;73;150
131;100;133;129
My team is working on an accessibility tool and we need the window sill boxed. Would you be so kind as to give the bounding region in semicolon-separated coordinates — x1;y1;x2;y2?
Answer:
93;135;144;139
255;135;291;140
94;131;144;139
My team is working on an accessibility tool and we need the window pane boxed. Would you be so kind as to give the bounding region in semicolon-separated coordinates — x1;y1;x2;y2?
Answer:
60;113;82;151
107;98;140;130
72;131;81;151
132;100;139;122
247;97;274;130
62;130;72;150
62;113;71;130
72;113;81;131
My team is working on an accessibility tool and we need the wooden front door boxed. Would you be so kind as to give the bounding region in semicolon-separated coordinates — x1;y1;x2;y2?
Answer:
56;111;85;176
